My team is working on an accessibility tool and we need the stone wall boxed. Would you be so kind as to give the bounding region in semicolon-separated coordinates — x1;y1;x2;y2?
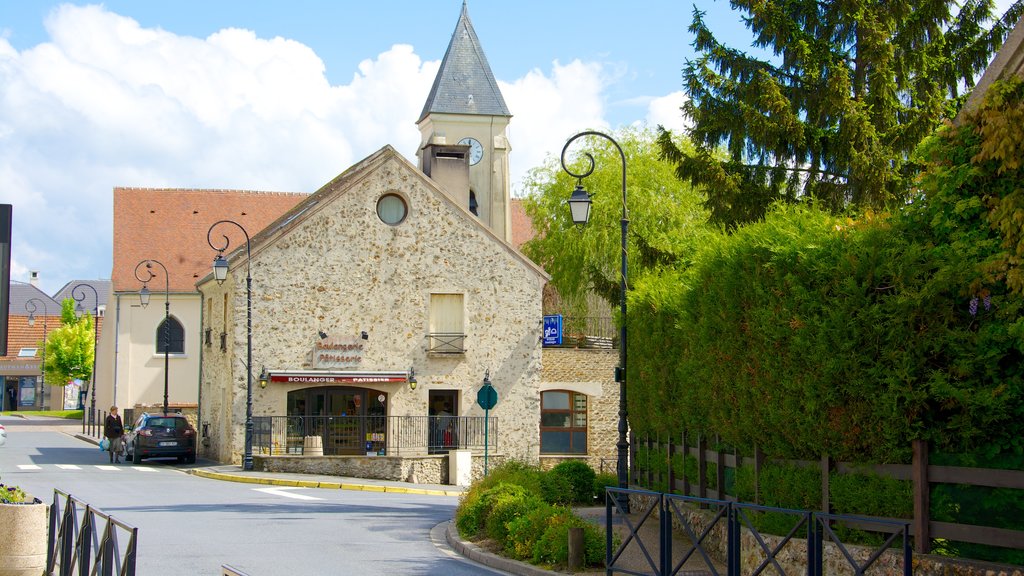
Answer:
199;149;545;467
254;452;507;485
540;348;619;472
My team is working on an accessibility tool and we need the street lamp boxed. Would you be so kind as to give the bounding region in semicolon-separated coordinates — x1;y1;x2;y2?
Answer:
207;219;254;471
561;130;630;507
134;260;170;416
25;297;48;411
72;284;101;422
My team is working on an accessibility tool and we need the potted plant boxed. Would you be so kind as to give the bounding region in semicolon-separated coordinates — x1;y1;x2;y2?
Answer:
0;479;47;576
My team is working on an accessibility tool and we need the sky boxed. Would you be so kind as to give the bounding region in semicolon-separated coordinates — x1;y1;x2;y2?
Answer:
0;1;1017;295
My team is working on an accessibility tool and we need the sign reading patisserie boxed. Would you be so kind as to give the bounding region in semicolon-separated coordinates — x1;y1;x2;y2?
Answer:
312;336;364;369
269;373;408;384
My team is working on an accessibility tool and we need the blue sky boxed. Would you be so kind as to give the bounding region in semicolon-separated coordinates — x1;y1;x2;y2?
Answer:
0;1;1016;295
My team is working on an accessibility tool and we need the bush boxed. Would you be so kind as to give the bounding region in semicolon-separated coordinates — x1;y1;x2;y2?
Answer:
457;482;534;539
533;511;605;567
504;502;561;559
547;460;597;503
484;484;544;542
593;473;618;504
540;470;574;505
456;460;545;538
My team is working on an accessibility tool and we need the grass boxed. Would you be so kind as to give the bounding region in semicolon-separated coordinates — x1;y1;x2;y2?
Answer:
1;410;83;419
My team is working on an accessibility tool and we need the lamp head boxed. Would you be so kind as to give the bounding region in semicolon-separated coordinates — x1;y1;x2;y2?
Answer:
567;183;593;226
318;330;328;340
212;254;229;284
139;285;151;308
258;366;268;389
27;313;35;327
408;367;417;391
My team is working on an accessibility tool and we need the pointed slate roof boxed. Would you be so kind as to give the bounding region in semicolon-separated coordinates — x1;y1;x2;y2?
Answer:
417;2;511;122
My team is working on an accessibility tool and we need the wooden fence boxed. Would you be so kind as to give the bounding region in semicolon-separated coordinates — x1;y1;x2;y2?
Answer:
630;432;1024;553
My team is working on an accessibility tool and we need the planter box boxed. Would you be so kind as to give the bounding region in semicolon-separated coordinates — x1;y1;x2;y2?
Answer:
0;500;48;576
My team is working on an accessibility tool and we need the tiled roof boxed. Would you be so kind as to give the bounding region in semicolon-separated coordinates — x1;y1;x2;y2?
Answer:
8;282;61;316
418;2;510;122
52;280;111;312
509;198;535;250
0;312;104;363
961;16;1024;116
112;188;307;293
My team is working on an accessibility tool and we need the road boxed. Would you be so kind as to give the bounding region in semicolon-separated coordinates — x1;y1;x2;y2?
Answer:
0;416;507;575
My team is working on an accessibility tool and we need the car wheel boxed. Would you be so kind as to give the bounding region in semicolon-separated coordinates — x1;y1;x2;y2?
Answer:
131;444;142;464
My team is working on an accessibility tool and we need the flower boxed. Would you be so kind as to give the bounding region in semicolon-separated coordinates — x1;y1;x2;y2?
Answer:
0;481;39;505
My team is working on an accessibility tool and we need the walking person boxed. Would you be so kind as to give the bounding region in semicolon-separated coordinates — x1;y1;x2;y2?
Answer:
104;406;125;463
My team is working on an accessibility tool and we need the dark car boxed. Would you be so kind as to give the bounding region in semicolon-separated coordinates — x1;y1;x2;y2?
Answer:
125;413;196;464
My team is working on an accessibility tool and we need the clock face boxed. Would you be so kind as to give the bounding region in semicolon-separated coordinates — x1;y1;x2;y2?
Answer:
458;137;483;165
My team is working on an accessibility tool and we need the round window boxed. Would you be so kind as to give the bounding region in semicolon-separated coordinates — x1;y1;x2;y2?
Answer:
376;194;408;225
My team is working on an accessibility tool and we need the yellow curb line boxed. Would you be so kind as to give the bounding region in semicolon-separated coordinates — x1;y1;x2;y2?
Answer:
188;470;459;496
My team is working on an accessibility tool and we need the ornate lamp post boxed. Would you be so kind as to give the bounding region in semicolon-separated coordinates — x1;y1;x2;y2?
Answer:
561;130;630;507
134;260;170;416
24;298;48;411
207;220;254;471
71;284;100;421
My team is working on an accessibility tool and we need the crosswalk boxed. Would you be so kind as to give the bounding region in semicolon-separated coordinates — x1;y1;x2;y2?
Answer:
15;464;161;472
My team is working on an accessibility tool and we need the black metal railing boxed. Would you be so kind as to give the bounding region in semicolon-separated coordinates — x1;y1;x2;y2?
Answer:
605;487;912;576
546;316;619;349
83;407;106;438
252;415;497;456
427;332;466;353
48;489;138;576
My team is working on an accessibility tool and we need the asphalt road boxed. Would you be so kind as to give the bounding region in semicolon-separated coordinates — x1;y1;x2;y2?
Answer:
0;416;508;575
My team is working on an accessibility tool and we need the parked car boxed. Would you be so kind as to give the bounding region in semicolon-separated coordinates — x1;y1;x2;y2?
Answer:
0;423;6;447
124;413;196;464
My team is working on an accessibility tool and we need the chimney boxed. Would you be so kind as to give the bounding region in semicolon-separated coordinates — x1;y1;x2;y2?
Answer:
29;271;39;287
420;142;471;209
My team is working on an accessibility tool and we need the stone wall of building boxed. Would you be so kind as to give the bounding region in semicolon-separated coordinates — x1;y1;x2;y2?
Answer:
254;452;507;485
540;348;620;473
200;150;545;467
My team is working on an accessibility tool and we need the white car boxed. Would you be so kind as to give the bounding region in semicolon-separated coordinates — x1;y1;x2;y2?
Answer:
0;423;6;447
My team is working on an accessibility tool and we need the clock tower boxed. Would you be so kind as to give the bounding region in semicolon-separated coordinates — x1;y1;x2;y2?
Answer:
417;2;512;242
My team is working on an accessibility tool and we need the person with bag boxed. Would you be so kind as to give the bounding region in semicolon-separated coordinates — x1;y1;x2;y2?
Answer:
103;405;125;464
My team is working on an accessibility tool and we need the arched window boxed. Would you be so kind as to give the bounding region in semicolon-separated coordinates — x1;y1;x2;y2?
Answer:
540;390;587;454
156;316;185;354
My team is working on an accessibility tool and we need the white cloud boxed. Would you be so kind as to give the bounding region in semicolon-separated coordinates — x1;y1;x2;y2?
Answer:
0;5;440;292
502;59;609;196
645;91;690;134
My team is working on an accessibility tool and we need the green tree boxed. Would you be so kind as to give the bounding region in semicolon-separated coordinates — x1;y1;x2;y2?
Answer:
520;126;712;314
42;299;94;387
658;0;1024;229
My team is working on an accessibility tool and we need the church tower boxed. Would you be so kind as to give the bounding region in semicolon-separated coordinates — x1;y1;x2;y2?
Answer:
417;2;512;242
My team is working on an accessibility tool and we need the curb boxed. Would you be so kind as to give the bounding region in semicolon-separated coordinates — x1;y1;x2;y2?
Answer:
444;521;563;576
186;469;462;497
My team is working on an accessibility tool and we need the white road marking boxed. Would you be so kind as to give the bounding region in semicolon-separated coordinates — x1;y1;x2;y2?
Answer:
253;487;323;501
56;464;81;470
133;467;158;472
95;465;119;471
17;464;41;470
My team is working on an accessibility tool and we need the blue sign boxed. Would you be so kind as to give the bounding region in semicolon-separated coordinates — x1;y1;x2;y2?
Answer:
543;315;563;346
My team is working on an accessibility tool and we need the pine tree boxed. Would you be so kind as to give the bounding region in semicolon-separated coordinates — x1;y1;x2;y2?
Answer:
658;0;1024;228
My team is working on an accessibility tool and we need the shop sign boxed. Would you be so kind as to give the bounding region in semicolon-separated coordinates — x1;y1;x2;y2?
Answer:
543;315;562;346
312;336;364;369
270;373;408;385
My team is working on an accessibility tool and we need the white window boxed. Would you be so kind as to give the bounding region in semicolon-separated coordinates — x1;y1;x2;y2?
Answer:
18;348;37;358
428;293;465;353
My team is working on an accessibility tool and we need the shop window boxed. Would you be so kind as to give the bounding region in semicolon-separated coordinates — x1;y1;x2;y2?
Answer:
540;390;587;454
156;316;185;354
428;293;465;353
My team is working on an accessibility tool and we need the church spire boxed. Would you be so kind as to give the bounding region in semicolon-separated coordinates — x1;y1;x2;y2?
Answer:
417;2;511;122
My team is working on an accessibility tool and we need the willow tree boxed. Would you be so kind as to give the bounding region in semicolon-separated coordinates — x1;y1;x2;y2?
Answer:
658;0;1024;228
521;126;711;315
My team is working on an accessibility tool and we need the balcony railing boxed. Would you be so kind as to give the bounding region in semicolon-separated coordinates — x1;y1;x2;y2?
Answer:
252;415;497;456
547;316;618;349
427;332;466;354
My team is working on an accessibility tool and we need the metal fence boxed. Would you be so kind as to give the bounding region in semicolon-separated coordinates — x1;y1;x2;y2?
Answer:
48;489;138;576
604;487;911;576
252;415;497;456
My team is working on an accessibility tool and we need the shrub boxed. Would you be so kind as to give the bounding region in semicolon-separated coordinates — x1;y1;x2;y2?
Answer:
539;470;573;505
457;482;533;539
484;484;544;542
455;460;545;538
504;502;561;559
532;510;605;567
593;472;618;504
548;460;597;503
